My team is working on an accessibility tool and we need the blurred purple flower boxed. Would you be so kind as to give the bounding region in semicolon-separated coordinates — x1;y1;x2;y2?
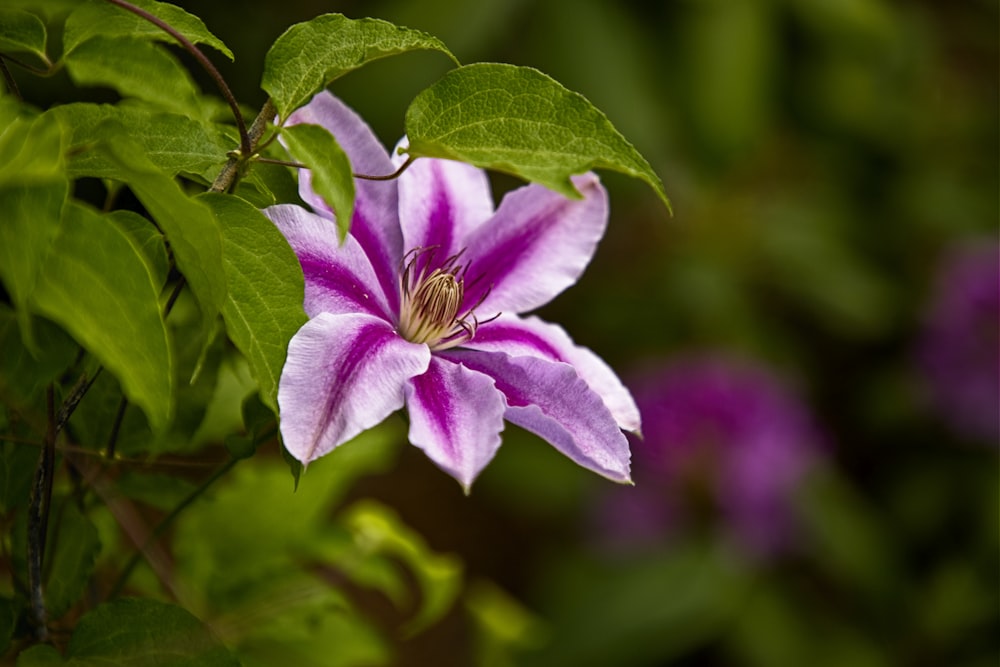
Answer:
265;92;638;491
597;356;821;556
918;241;999;443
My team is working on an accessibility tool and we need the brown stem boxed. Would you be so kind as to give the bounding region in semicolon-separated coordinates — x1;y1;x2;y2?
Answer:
210;98;277;193
27;386;57;640
101;0;250;154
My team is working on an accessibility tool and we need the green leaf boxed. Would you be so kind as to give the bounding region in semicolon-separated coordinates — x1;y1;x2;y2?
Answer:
66;598;240;666
0;181;67;343
46;502;101;620
262;13;458;122
16;644;63;667
199;193;307;413
97;135;227;337
108;210;169;288
31;201;173;432
51;103;230;181
280;123;355;240
0;106;65;186
404;63;670;209
341;500;463;636
0;440;39;513
63;36;201;116
0;9;48;64
63;0;232;60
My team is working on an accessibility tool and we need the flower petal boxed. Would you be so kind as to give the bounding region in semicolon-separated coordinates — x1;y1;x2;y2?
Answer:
462;172;608;315
467;315;640;432
394;142;494;259
288;92;403;311
440;347;631;483
265;204;393;320
278;312;430;464
404;356;505;491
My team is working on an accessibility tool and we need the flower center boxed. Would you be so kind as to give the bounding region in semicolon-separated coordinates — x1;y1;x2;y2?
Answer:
398;248;489;350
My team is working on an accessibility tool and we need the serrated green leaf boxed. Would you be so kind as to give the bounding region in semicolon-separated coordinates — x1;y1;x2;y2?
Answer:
341;500;463;636
405;63;670;209
280;123;355;240
262;13;458;121
64;36;201;116
46;502;101;620
30;201;173;431
199;193;306;413
63;0;232;60
0;9;48;64
51;103;230;181
66;598;240;666
97;136;227;337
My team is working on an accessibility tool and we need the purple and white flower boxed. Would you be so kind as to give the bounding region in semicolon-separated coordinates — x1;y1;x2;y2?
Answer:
265;92;638;491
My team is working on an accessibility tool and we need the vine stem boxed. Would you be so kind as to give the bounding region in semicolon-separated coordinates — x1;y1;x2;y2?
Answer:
27;386;57;640
102;0;250;155
211;98;276;193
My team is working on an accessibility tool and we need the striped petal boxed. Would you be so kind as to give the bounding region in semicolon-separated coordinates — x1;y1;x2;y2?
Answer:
404;356;506;491
440;347;632;483
278;312;430;464
394;143;494;261
467;314;640;433
288;92;404;312
265;204;393;320
461;173;608;316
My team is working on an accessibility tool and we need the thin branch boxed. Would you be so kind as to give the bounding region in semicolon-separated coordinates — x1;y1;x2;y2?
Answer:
0;56;22;101
255;157;307;169
27;386;58;640
101;0;250;154
355;154;416;181
105;397;129;460
210;98;276;193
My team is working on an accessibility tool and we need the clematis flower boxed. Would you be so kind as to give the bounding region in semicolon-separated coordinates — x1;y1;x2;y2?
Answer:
595;355;821;556
265;91;638;491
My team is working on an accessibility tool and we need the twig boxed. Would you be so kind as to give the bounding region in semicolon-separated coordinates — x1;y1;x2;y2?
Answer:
0;56;21;101
27;386;57;640
101;0;250;154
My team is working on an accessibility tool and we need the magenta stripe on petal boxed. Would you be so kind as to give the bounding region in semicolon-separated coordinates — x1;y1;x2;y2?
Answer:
468;315;641;433
346;205;402;314
300;252;388;319
462;174;608;315
440;347;631;483
278;313;430;464
405;357;505;490
396;153;494;263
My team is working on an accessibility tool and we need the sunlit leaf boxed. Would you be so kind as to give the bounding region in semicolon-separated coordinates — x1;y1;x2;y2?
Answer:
0;181;67;344
262;13;458;122
341;500;463;636
0;106;65;186
45;502;101;620
64;36;200;115
200;193;307;413
66;598;239;666
405;63;670;209
108;210;169;288
52;103;230;181
96;135;227;337
0;9;48;64
280;123;355;240
63;0;232;60
31;202;173;431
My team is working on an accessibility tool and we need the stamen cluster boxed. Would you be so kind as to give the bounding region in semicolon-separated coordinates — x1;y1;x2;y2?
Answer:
398;248;486;350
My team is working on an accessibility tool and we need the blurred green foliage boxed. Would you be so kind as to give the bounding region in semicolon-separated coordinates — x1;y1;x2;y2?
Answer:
2;0;996;665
